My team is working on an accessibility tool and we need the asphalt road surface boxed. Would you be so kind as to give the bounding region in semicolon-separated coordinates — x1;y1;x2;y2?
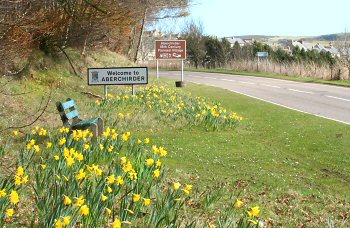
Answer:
158;71;350;125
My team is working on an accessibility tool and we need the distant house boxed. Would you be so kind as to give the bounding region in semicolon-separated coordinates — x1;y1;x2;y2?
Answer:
323;44;339;57
224;37;246;47
292;40;313;51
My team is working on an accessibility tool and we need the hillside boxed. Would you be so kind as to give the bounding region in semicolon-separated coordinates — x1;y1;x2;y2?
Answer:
236;33;344;43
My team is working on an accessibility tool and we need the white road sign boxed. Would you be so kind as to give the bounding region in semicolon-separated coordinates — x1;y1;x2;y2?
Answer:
257;52;269;57
88;67;148;85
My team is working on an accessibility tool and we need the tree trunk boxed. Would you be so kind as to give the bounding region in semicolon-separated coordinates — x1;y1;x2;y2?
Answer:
134;8;147;63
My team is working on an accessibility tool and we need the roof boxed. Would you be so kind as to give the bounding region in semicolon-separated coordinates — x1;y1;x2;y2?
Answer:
225;37;246;45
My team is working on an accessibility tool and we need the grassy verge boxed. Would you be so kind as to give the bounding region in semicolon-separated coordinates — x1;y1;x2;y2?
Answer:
146;78;350;226
1;51;349;226
181;68;350;87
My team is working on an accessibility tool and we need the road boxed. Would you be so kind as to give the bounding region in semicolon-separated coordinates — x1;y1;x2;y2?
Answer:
158;71;350;125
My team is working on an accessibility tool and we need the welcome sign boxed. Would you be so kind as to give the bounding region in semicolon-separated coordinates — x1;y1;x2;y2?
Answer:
88;67;148;85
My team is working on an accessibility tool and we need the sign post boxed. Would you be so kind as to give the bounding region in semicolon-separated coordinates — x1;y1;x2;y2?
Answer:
156;60;159;80
155;40;186;87
88;67;148;96
256;52;269;72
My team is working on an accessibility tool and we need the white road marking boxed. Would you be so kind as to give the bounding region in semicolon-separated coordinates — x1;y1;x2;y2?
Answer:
240;81;255;85
261;84;281;89
288;88;314;94
203;76;218;79
221;78;236;82
326;95;350;102
227;89;350;125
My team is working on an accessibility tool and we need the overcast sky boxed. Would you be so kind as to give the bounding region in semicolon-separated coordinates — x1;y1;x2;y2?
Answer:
164;0;350;37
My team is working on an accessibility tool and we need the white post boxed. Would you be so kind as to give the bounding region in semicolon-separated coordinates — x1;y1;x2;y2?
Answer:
156;60;159;80
104;85;108;99
181;60;184;81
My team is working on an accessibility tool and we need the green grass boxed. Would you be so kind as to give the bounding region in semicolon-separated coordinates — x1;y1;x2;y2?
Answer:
139;78;350;226
1;51;350;226
182;68;350;87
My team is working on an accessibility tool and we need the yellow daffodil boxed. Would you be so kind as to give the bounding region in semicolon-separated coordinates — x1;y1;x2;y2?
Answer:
76;169;86;180
112;133;118;140
144;138;150;144
14;175;22;186
106;207;112;214
249;206;260;217
59;137;66;146
54;155;60;160
248;219;258;225
143;198;151;206
112;218;122;228
47;142;52;148
63;148;70;158
129;171;137;180
122;134;128;141
80;205;89;216
0;189;6;198
55;219;63;228
185;184;193;191
63;175;69;182
99;144;104;151
125;209;134;214
41;164;46;170
151;145;159;154
66;156;74;166
156;160;162;167
95;168;102;176
10;190;19;205
173;182;181;190
120;156;127;164
101;194;108;201
76;153;84;161
75;196;85;207
146;158;154;166
108;146;113;152
122;162;133;173
183;189;190;195
33;145;40;153
63;216;71;225
133;194;141;202
116;176;124;185
159;147;167;157
107;174;116;184
64;196;72;205
17;166;24;176
13;130;19;136
83;144;90;150
22;175;28;184
153;169;160;179
234;199;244;208
107;186;112;193
6;208;14;217
137;139;142;144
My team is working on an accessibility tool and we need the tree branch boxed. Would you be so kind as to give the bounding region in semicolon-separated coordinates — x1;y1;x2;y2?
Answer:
0;90;52;132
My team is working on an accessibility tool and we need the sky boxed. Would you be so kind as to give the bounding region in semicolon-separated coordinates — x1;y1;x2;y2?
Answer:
163;0;350;37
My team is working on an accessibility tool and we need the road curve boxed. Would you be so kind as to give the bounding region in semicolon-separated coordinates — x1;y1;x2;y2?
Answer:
158;71;350;125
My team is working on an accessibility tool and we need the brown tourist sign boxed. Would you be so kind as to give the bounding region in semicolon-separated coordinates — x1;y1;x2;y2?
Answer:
155;40;186;60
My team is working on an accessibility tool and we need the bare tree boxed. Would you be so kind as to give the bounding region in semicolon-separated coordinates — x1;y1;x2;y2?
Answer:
335;30;350;79
181;19;206;69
